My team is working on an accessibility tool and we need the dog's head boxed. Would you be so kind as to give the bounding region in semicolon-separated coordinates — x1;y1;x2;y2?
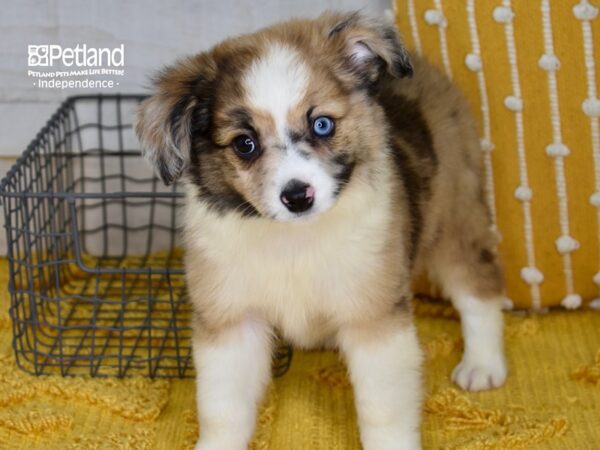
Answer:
135;12;411;221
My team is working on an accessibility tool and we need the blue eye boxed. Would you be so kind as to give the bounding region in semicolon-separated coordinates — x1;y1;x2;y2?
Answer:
233;135;259;160
312;116;335;137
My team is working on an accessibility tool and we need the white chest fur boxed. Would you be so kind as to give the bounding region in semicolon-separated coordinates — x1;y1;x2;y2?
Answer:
182;177;397;347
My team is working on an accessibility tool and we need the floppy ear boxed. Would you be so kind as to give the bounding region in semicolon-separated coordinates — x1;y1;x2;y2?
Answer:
135;53;216;185
326;12;413;87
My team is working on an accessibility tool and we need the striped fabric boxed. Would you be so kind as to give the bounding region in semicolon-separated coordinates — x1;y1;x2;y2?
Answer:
394;0;600;309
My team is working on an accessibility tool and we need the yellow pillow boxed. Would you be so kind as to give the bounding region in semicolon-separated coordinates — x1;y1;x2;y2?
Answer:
394;0;600;310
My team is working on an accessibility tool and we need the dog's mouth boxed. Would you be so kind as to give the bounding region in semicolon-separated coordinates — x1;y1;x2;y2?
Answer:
271;208;322;223
268;195;338;223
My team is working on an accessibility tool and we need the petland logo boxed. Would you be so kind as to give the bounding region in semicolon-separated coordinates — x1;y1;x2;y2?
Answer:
27;44;125;89
28;44;124;67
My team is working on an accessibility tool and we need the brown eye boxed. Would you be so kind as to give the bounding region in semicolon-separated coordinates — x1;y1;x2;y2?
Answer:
233;135;260;160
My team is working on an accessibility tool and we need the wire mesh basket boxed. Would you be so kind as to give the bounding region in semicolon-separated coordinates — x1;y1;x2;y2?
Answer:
0;94;292;378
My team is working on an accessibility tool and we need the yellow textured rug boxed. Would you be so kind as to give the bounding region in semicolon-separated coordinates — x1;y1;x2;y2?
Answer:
0;262;599;450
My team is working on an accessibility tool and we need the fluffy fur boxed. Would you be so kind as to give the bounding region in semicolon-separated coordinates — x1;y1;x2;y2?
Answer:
135;11;507;450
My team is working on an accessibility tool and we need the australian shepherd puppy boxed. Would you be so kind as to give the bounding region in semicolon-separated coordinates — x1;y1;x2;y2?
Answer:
135;11;508;450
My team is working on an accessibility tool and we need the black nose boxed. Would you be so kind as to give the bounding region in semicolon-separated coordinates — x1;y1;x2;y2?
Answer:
280;180;315;213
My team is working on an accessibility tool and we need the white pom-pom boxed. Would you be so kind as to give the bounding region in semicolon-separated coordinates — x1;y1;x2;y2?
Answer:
582;98;600;117
504;96;523;112
493;6;514;23
555;235;580;254
521;267;544;285
538;54;560;71
545;143;570;157
590;298;600;310
573;1;599;20
424;9;447;27
514;186;532;201
561;294;582;310
480;138;494;152
465;53;482;72
590;192;600;207
593;271;600;285
502;298;514;310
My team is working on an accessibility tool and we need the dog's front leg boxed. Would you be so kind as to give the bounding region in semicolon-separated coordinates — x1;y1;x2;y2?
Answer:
193;315;273;450
338;314;423;450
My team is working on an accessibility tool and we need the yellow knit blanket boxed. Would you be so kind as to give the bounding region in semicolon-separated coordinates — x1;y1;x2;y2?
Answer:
0;262;598;449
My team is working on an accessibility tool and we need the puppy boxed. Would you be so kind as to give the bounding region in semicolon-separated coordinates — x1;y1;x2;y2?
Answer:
135;11;507;450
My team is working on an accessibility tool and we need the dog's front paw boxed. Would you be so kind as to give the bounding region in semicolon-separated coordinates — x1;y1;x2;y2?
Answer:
361;426;421;450
451;355;507;391
194;438;245;450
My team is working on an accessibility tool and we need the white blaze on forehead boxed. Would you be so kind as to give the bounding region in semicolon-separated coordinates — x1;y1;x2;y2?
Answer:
244;44;309;138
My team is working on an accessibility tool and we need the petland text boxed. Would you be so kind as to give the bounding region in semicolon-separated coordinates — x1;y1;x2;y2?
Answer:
28;44;124;67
